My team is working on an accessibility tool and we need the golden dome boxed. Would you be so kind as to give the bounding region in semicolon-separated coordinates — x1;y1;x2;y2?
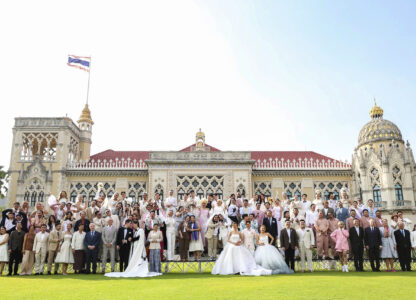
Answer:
196;128;205;140
358;102;402;146
78;104;94;125
369;100;384;119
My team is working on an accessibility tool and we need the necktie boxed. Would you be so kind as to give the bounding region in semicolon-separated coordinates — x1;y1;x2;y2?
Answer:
402;230;405;237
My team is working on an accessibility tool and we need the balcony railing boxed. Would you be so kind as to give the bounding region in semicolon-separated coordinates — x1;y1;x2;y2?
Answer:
67;158;147;170
253;158;351;170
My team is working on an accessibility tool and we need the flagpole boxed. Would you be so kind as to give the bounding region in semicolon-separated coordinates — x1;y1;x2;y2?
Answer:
86;56;91;105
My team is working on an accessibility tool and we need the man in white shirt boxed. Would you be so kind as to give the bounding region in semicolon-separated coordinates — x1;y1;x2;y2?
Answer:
300;194;311;217
291;208;301;230
165;210;177;261
165;190;177;212
328;192;338;210
305;204;319;228
239;199;253;216
188;190;200;208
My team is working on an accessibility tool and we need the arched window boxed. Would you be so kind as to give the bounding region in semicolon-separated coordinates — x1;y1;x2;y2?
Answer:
155;184;164;200
89;190;96;201
38;191;44;202
31;192;37;207
373;185;382;207
70;190;77;202
24;191;30;202
236;184;246;197
286;190;292;199
177;188;185;200
324;190;329;200
333;191;339;200
197;188;204;199
294;190;301;199
395;183;404;206
80;191;87;203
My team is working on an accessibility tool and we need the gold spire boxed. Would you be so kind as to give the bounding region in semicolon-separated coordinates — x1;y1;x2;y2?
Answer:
369;98;383;119
78;104;94;124
196;128;205;140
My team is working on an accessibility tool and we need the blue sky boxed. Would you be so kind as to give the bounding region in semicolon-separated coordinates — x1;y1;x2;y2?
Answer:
0;0;415;168
197;0;416;155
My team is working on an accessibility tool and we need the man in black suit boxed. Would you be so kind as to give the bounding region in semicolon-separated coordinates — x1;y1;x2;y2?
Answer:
394;221;412;271
1;210;16;234
83;223;101;274
349;218;364;271
117;219;133;271
280;220;298;271
7;222;25;275
262;210;278;243
364;219;382;272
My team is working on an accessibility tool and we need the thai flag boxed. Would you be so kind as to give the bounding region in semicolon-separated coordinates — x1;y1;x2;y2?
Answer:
67;55;90;72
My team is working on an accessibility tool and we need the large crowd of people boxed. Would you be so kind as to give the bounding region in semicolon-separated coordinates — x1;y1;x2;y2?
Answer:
0;188;415;276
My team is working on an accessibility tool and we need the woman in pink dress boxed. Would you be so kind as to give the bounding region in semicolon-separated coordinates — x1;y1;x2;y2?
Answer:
330;221;350;272
198;200;210;247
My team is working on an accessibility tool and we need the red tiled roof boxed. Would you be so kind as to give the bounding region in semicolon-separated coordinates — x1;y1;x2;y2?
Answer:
90;150;149;162
90;149;341;163
251;151;340;162
179;143;221;152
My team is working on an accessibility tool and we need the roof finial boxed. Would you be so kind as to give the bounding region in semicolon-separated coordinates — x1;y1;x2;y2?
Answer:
369;99;383;119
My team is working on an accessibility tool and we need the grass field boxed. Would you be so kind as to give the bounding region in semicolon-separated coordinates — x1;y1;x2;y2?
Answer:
1;272;415;300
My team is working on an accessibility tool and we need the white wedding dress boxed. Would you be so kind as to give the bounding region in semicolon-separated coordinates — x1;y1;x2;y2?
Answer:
211;233;272;276
105;228;162;278
55;233;74;263
254;235;293;274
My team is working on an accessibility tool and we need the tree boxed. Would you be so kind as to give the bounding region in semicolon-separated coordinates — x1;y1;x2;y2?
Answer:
0;165;8;199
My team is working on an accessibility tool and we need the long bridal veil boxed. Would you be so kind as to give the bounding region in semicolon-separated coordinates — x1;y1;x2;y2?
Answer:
105;228;162;278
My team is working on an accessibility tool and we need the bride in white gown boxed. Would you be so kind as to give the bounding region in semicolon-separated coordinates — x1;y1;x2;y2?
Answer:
255;225;293;274
105;227;162;278
211;222;272;276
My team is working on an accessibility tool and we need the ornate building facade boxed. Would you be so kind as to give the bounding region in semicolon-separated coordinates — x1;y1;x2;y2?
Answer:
6;103;416;221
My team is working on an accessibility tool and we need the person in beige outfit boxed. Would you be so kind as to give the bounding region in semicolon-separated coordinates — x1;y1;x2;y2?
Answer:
297;220;315;272
47;222;62;274
33;224;49;275
148;224;163;273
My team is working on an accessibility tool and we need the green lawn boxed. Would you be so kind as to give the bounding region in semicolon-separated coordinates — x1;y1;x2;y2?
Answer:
1;272;415;300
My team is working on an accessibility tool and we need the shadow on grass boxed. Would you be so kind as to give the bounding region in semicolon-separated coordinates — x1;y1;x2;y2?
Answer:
11;271;415;281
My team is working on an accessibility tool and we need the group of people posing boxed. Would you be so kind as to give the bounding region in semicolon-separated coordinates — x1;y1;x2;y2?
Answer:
0;188;415;276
